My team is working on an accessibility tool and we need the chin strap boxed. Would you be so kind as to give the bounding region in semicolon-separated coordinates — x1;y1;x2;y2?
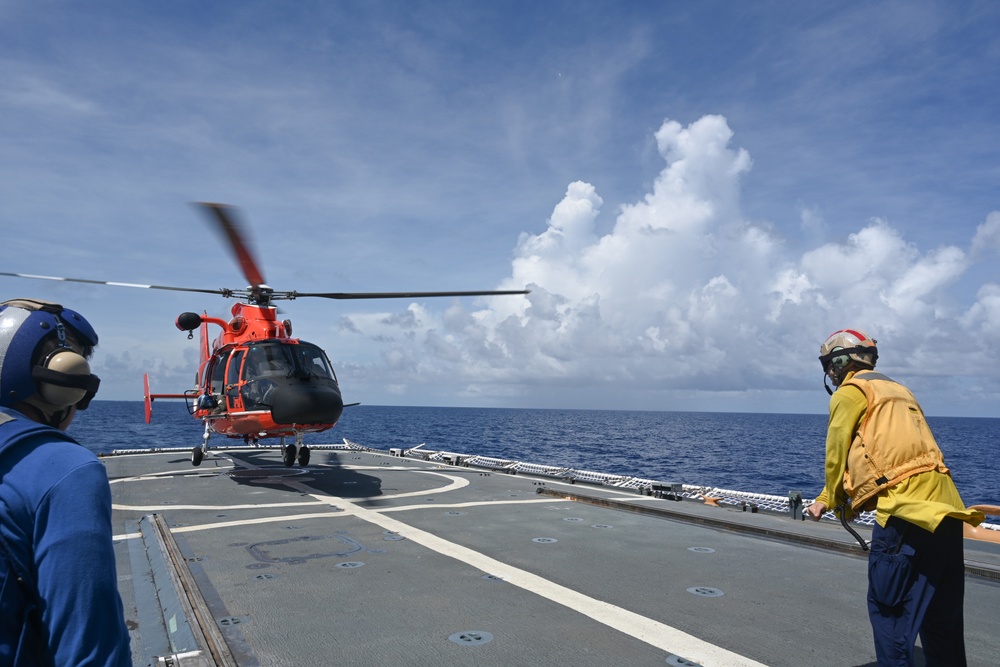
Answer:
19;396;73;429
47;408;73;429
822;365;857;395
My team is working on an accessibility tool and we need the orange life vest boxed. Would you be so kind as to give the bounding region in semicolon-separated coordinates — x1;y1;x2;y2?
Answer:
840;370;950;511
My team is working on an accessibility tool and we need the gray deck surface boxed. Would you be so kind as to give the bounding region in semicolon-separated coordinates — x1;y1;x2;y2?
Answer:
106;446;1000;667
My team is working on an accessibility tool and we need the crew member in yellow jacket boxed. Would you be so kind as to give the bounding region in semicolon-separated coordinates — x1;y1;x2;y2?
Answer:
806;329;983;667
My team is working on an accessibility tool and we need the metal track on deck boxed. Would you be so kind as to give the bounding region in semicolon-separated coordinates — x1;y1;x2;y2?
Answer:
129;514;239;666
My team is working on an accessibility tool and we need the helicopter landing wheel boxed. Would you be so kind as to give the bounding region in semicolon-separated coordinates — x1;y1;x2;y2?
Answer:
298;445;310;467
282;444;296;467
191;446;204;466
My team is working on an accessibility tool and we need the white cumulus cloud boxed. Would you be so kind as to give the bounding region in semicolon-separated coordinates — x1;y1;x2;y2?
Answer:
341;115;1000;413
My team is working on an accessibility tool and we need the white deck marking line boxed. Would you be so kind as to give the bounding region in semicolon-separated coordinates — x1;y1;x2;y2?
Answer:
111;511;349;541
112;500;327;511
168;512;346;534
109;469;234;484
111;465;468;508
381;497;569;513
287;479;766;667
338;468;470;500
111;497;568;541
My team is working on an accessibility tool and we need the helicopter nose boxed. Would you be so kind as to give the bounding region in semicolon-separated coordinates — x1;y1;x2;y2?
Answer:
270;384;344;425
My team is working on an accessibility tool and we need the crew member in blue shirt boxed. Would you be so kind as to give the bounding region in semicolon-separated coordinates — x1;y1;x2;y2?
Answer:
0;298;131;666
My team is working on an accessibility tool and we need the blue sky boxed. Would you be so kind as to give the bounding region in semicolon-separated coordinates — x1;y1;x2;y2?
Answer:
2;1;999;417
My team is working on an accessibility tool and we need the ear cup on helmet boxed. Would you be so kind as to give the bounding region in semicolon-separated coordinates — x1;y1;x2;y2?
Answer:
36;349;92;406
0;300;101;410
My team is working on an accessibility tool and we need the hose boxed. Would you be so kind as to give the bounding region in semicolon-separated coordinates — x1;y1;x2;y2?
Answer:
836;504;870;551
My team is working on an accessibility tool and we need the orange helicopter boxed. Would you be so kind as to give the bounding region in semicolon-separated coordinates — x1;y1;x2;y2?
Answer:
2;203;528;467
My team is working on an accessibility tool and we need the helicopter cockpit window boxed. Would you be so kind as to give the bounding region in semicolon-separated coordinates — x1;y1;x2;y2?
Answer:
295;343;336;380
242;342;296;381
241;342;299;411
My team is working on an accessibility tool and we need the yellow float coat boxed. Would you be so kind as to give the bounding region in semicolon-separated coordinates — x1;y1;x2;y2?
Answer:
816;370;983;530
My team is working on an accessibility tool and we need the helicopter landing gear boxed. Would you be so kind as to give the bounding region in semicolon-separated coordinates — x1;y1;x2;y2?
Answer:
282;432;309;467
192;421;211;467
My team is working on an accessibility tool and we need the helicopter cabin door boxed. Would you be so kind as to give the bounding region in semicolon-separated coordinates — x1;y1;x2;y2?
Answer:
206;349;231;402
225;349;246;412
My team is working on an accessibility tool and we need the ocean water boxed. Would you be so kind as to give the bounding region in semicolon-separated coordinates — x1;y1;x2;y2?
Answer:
71;401;999;507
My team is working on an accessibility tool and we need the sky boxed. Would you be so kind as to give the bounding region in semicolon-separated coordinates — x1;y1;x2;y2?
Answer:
2;1;999;417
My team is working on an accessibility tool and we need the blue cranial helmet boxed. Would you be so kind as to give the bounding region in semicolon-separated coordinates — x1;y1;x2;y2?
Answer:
0;299;100;409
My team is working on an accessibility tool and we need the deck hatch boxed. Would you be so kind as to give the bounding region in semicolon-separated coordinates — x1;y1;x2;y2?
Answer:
686;586;725;598
448;631;494;646
247;533;365;565
666;655;703;666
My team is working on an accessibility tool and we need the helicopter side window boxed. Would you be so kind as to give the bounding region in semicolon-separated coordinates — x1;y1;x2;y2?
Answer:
227;350;244;387
225;350;245;410
209;350;232;395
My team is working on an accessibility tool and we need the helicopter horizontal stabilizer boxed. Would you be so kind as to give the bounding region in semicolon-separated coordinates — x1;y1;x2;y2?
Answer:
143;373;188;424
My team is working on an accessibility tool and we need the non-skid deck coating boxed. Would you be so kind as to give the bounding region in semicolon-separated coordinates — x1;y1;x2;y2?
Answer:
106;447;1000;667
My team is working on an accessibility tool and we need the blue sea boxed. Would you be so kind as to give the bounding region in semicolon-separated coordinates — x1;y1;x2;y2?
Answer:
71;401;999;507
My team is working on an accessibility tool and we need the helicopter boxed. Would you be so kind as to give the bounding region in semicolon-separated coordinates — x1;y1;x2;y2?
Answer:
2;203;529;467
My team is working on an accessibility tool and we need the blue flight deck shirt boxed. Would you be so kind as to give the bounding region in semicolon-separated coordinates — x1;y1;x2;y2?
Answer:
0;408;131;667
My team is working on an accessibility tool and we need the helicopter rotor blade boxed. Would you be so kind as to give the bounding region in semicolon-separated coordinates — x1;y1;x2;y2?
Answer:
0;271;232;297
196;202;267;288
3;202;530;308
291;289;530;300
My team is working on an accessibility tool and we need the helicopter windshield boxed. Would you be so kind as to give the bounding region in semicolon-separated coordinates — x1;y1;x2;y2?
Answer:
241;341;335;382
239;341;335;412
294;342;336;380
242;342;296;380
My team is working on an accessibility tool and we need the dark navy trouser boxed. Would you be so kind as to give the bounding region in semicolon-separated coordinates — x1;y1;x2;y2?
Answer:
867;516;966;667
